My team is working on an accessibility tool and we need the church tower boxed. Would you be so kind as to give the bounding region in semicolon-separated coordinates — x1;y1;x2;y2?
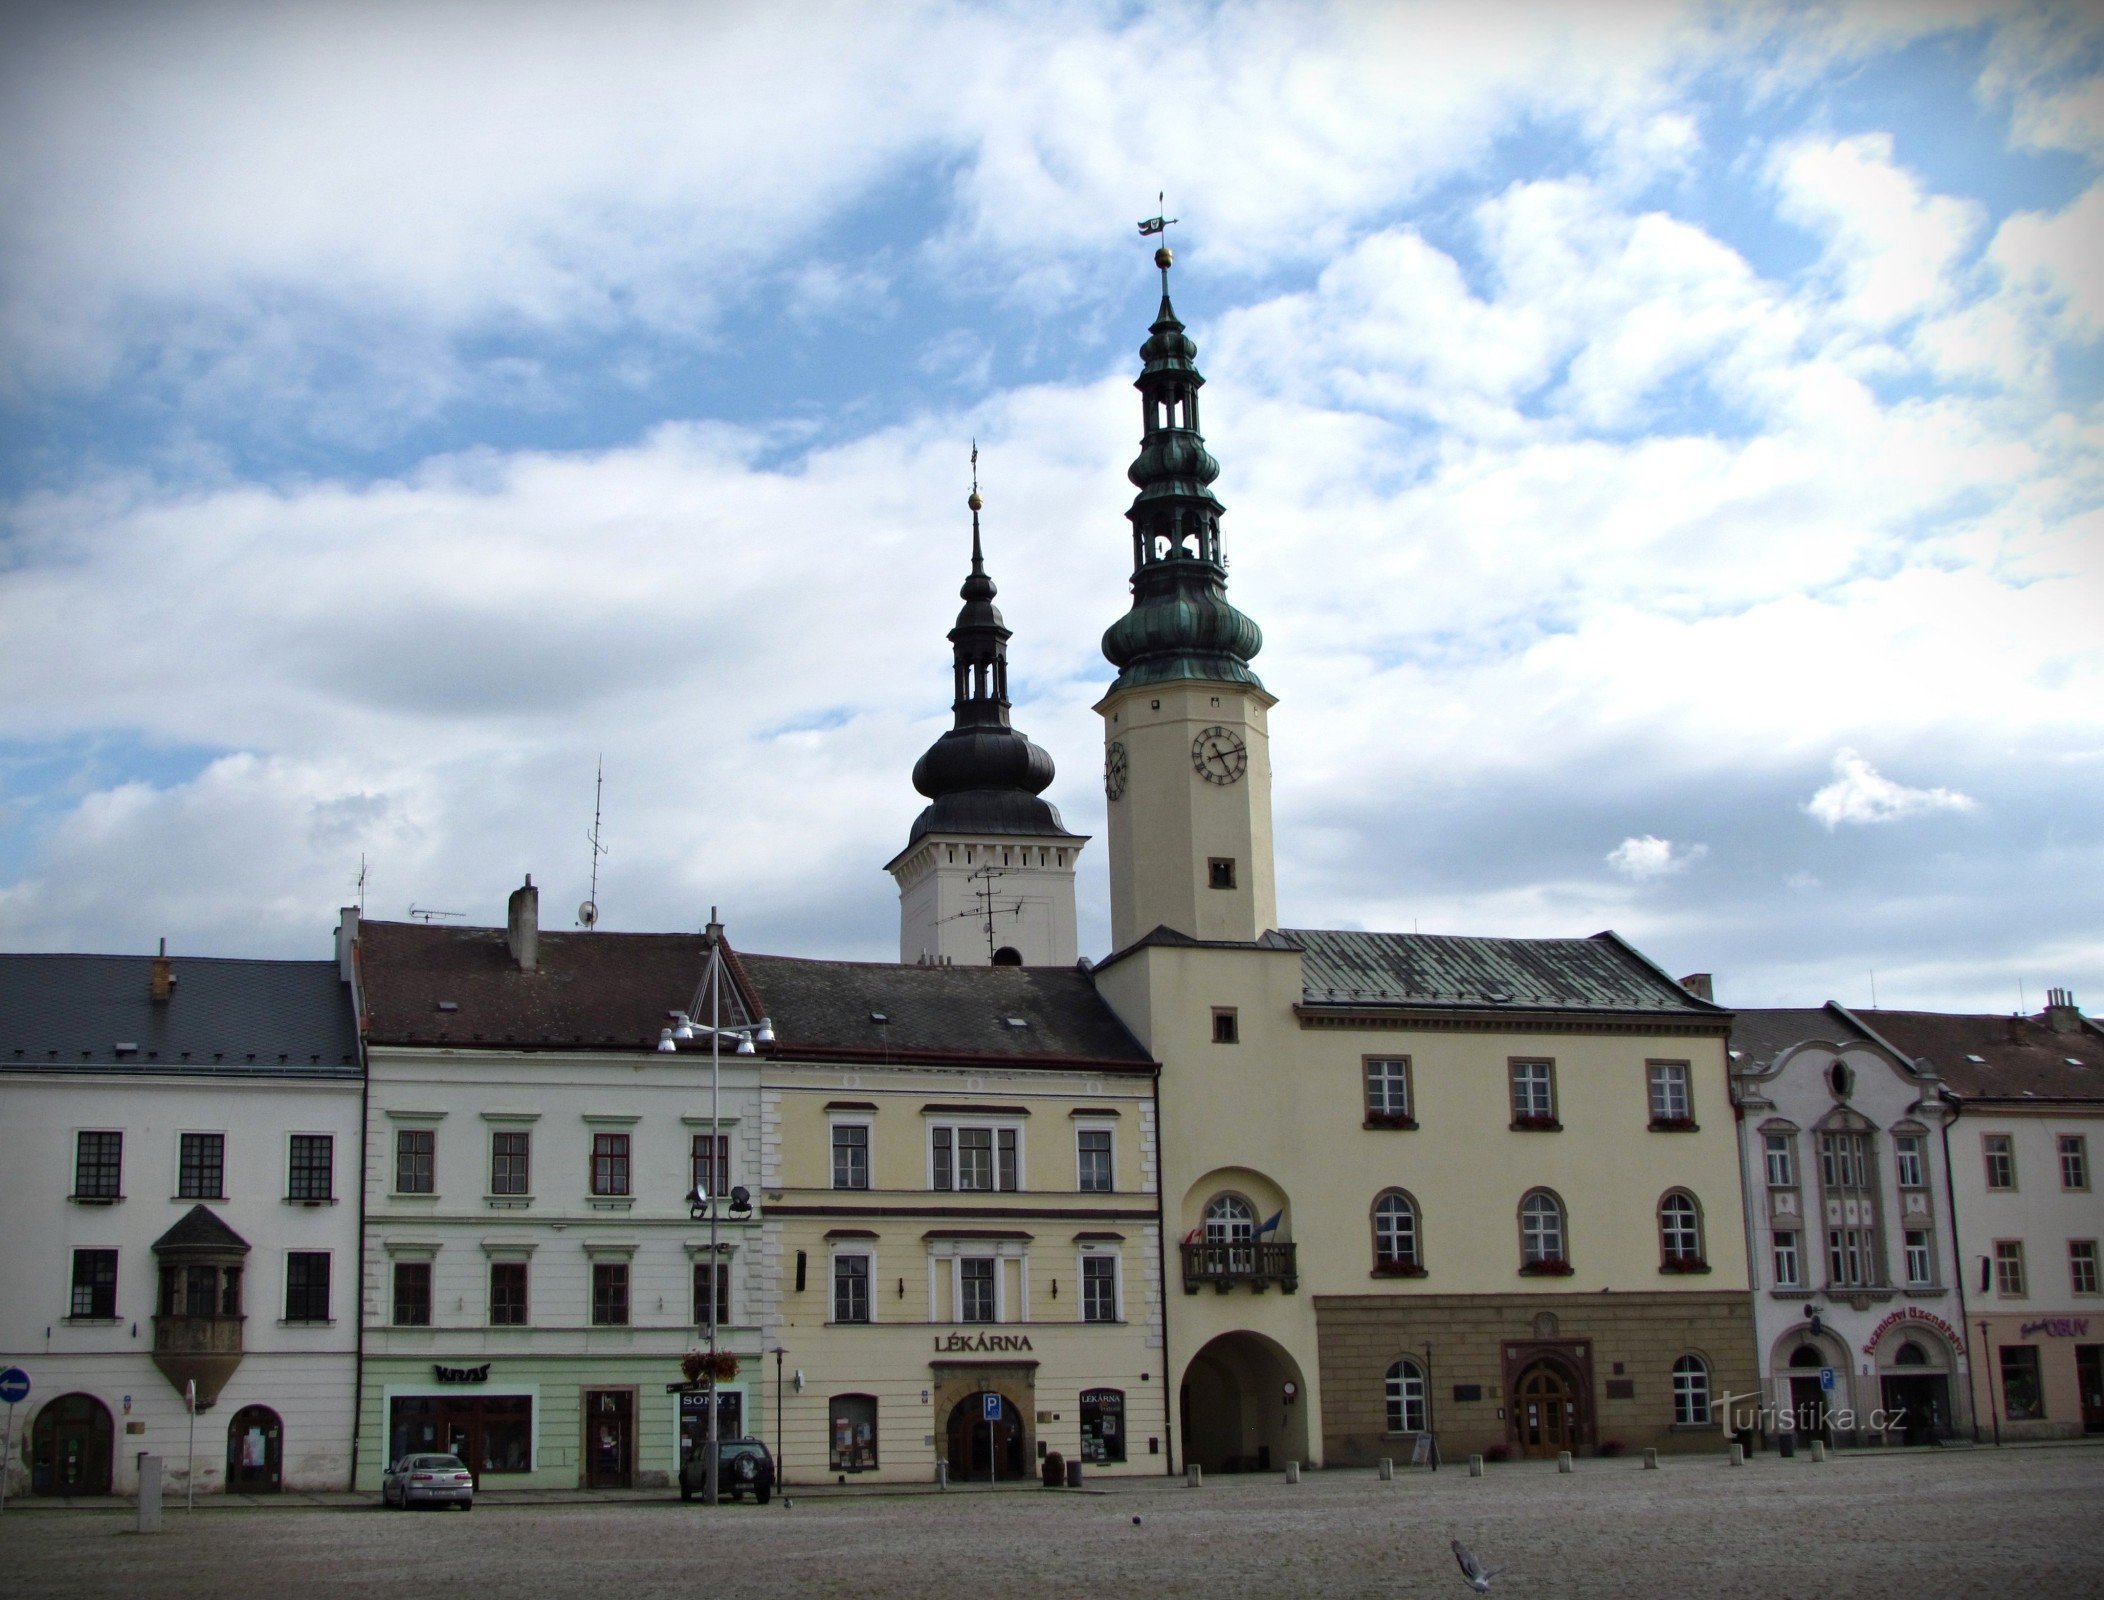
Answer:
1097;246;1277;950
888;473;1086;966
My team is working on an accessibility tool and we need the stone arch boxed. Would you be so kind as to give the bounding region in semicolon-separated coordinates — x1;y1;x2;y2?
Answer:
1178;1329;1309;1475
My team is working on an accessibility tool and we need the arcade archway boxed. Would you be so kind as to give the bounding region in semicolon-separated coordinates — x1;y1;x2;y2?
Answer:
1179;1330;1309;1474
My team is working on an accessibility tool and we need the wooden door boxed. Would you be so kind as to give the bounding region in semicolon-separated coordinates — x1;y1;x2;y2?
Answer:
584;1390;634;1489
1513;1363;1575;1459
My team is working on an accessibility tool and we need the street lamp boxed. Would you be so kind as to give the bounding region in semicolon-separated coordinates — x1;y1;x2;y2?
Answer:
660;910;773;1507
773;1346;787;1485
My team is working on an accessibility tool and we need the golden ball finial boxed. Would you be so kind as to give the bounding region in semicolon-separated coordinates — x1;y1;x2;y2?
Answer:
967;491;983;512
1155;245;1173;270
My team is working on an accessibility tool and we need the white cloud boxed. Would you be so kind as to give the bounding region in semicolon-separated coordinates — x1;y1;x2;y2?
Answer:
1803;749;1979;830
1607;835;1709;879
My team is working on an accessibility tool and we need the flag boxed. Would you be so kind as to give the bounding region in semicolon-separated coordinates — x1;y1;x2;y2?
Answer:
1257;1210;1283;1236
1138;216;1168;236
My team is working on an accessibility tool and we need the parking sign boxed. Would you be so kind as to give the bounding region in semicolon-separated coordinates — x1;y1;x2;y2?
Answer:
1818;1367;1836;1393
983;1392;1002;1421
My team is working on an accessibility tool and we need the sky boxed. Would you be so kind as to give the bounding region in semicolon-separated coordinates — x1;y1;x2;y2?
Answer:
1;0;2099;1016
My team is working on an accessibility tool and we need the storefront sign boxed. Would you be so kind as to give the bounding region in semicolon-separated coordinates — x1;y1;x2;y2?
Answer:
2019;1318;2090;1339
433;1363;491;1384
1859;1307;1963;1355
931;1332;1035;1354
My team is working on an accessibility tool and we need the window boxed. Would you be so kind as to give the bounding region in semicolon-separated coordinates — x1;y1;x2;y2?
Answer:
831;1124;869;1190
179;1132;226;1199
1372;1191;1422;1273
959;1257;997;1323
287;1135;333;1201
1385;1359;1427;1433
1519;1190;1566;1268
1772;1230;1802;1288
1672;1355;1711;1425
1204;1194;1256;1246
1080;1388;1125;1463
1827;1227;1875;1288
693;1260;731;1327
1648;1062;1692;1125
591;1261;630;1325
491;1131;530;1196
2062;1135;2090;1191
1659;1192;1703;1267
1894;1134;1926;1191
70;1249;117;1318
828;1394;879;1471
162;1261;241;1318
1904;1231;1933;1286
284;1252;330;1322
591;1133;631;1197
1764;1132;1795;1188
1983;1134;2015;1191
692;1133;729;1198
1364;1058;1413;1125
490;1262;528;1326
395;1129;435;1194
1211;1008;1239;1044
931;1124;1018;1192
1207;857;1236;889
1994;1240;2027;1297
2071;1241;2100;1296
73;1132;122;1199
1509;1060;1557;1127
2000;1345;2044;1420
1077;1128;1113;1193
833;1254;870;1324
392;1261;432;1326
1820;1131;1871;1191
1081;1255;1118;1322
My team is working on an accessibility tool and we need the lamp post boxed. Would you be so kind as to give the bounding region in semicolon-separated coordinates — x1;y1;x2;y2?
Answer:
660;911;772;1507
773;1346;787;1485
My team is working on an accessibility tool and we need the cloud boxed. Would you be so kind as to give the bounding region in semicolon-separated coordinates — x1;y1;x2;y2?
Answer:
1803;749;1979;830
1607;835;1708;879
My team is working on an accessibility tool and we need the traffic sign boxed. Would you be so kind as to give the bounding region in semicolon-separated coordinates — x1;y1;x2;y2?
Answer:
982;1392;1002;1421
0;1369;28;1405
1818;1367;1836;1393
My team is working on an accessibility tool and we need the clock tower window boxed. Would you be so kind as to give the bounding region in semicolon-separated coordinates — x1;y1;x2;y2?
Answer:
1208;858;1236;890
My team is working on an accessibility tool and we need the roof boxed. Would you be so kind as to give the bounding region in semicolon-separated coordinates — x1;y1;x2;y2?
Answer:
1848;1006;2104;1104
0;952;360;1077
1727;1006;1872;1068
736;954;1153;1067
154;1204;251;1254
1285;929;1726;1019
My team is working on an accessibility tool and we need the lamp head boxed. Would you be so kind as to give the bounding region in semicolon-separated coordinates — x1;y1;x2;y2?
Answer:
657;1029;679;1054
735;1035;756;1055
728;1185;753;1217
754;1018;775;1044
671;1012;697;1040
688;1184;711;1220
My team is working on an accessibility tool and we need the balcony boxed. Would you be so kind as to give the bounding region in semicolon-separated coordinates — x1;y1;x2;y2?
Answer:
1180;1240;1298;1294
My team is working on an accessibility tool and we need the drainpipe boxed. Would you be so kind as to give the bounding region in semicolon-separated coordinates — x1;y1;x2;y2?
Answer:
343;913;371;1491
1151;1064;1175;1477
1939;1097;1981;1444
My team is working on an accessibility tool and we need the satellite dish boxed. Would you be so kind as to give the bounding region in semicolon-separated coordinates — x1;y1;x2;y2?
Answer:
578;900;599;929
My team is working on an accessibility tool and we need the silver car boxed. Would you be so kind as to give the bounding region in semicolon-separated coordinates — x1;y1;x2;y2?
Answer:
381;1452;474;1510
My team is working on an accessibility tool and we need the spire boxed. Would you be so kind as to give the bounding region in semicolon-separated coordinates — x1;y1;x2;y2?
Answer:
905;455;1070;845
1102;243;1264;694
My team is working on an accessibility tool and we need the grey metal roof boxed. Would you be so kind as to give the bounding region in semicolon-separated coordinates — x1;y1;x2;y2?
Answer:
1285;929;1723;1017
0;953;360;1077
154;1204;252;1254
1727;1006;1870;1067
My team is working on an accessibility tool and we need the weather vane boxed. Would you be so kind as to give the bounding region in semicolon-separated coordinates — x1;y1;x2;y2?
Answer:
1137;192;1177;239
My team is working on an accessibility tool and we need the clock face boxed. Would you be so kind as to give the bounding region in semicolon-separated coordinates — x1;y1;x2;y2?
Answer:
1191;725;1248;785
1105;740;1129;801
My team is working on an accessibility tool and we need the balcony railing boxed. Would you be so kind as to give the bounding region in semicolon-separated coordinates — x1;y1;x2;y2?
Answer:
153;1313;245;1356
1180;1240;1297;1294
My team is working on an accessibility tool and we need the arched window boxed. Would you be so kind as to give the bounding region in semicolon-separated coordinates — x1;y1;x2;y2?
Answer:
1519;1190;1566;1268
1203;1194;1255;1243
1659;1191;1704;1267
1371;1191;1422;1272
1385;1359;1427;1433
1672;1355;1711;1425
1894;1341;1929;1367
1789;1344;1823;1368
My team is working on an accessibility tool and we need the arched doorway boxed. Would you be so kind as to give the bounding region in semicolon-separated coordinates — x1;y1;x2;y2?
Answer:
227;1405;283;1491
1511;1358;1579;1459
31;1394;113;1496
1786;1343;1833;1444
944;1393;1026;1482
1877;1337;1953;1445
1179;1331;1309;1474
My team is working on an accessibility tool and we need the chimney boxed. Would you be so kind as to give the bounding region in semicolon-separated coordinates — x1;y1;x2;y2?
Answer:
2007;1013;2029;1045
2045;987;2082;1035
336;906;361;984
507;876;539;973
1678;973;1714;1003
150;937;173;1002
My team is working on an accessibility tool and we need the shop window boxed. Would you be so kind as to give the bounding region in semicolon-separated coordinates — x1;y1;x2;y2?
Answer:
829;1394;879;1471
390;1395;532;1475
69;1249;117;1319
490;1262;528;1325
287;1135;333;1202
179;1132;225;1199
73;1132;123;1200
1672;1356;1711;1425
490;1131;530;1196
284;1252;330;1322
591;1262;629;1325
1999;1346;2044;1421
1384;1359;1426;1433
395;1129;435;1194
393;1261;431;1326
1080;1387;1126;1463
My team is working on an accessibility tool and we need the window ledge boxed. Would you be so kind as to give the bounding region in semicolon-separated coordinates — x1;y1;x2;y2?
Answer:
1509;1118;1563;1133
68;1194;123;1206
172;1194;227;1203
1648;1119;1700;1133
284;1196;338;1207
1659;1259;1712;1275
586;1196;636;1210
1371;1263;1428;1278
278;1319;337;1328
63;1316;121;1326
390;1192;440;1202
485;1196;534;1209
1519;1260;1574;1277
1363;1117;1419;1131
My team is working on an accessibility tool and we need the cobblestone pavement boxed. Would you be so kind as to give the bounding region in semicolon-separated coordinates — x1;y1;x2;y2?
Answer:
4;1447;2102;1599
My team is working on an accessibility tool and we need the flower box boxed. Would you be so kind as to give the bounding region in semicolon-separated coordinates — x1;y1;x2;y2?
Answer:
1509;1116;1563;1132
1519;1258;1574;1277
681;1349;741;1385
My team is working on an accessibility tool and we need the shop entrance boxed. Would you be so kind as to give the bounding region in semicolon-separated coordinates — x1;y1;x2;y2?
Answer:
1512;1360;1579;1459
584;1389;634;1489
30;1394;113;1496
1878;1375;1949;1444
2077;1346;2104;1435
389;1394;533;1481
226;1405;282;1491
945;1393;1026;1482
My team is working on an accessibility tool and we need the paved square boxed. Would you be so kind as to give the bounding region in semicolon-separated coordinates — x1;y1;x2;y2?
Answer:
4;1447;2101;1599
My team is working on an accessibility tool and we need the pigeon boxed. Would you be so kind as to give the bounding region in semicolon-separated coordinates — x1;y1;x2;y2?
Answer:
782;1497;795;1509
1132;1515;1143;1526
1452;1540;1506;1593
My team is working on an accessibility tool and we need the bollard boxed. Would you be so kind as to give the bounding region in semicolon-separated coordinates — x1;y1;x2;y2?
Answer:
936;1461;949;1489
1468;1454;1483;1478
1557;1450;1572;1473
1378;1457;1394;1482
1729;1442;1744;1467
136;1454;163;1533
1186;1462;1203;1488
1285;1461;1300;1484
1066;1459;1083;1490
1810;1440;1826;1462
1777;1431;1796;1459
1642;1447;1658;1470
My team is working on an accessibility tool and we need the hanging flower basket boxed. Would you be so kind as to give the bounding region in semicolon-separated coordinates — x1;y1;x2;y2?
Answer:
681;1349;741;1385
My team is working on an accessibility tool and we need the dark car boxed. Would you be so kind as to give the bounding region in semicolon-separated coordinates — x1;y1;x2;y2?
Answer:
381;1453;474;1510
679;1437;774;1503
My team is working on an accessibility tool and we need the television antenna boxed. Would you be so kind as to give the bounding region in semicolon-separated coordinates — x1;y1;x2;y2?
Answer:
580;756;607;930
354;854;368;915
407;906;463;924
945;865;1024;963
